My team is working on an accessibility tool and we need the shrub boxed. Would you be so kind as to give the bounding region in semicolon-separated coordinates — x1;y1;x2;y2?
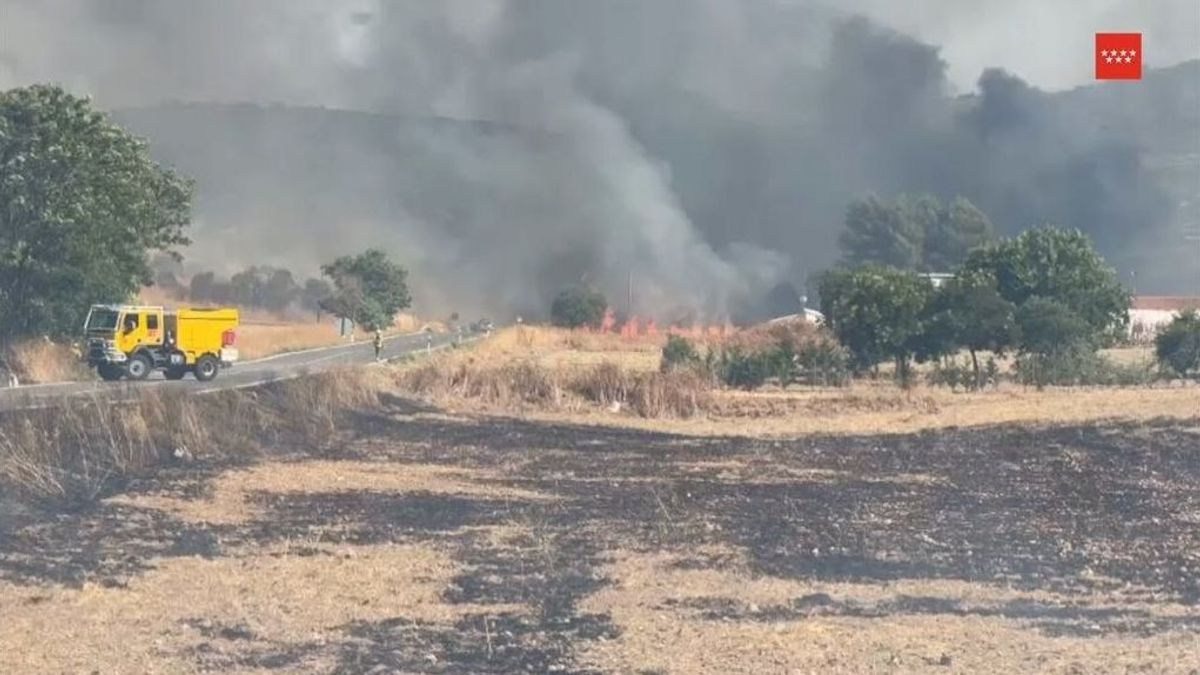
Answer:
717;347;772;390
661;334;701;373
626;370;711;418
702;333;849;390
795;339;851;386
928;356;1003;391
574;362;631;406
770;337;798;387
550;285;608;329
927;359;973;391
1155;310;1200;379
1014;346;1158;388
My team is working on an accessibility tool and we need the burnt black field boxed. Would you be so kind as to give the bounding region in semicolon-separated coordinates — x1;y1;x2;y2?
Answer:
2;397;1198;673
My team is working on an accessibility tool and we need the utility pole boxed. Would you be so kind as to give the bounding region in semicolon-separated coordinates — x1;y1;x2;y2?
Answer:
627;270;634;317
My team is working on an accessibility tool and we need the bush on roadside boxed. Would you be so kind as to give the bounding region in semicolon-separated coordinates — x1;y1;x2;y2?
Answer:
1155;310;1200;379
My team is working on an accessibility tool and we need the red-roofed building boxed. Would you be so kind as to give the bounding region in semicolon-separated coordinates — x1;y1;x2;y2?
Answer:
1129;296;1200;342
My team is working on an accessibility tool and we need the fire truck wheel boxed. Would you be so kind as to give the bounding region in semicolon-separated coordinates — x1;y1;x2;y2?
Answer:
125;353;152;381
194;355;219;382
98;364;124;381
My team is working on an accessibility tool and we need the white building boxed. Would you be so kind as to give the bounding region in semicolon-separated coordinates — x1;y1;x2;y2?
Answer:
1128;296;1200;342
919;273;955;288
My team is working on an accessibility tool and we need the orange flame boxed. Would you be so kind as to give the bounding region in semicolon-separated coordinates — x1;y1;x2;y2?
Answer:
620;316;640;337
600;307;616;332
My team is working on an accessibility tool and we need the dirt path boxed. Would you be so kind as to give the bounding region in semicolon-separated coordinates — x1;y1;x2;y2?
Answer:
2;402;1199;672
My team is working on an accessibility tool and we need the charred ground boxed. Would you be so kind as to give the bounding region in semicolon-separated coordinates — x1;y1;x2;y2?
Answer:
2;392;1198;672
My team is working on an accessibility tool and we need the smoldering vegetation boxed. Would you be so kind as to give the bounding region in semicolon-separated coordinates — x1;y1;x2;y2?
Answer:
2;1;1196;321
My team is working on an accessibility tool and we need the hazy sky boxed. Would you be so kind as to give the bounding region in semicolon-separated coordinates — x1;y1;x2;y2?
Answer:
2;0;1198;104
841;0;1199;92
1;1;1197;314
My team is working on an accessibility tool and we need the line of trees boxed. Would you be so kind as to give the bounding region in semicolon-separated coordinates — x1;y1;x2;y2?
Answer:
175;265;332;317
166;254;411;331
819;227;1135;388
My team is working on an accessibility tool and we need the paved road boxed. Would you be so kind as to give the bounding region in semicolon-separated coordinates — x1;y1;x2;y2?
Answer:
0;330;467;411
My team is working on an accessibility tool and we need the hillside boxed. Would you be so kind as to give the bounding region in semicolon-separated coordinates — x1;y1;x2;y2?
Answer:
113;60;1200;312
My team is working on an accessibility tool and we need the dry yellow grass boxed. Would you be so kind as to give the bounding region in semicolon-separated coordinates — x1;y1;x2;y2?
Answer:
479;325;662;360
235;322;348;360
236;314;428;361
405;326;1200;437
1;339;90;384
0;543;512;674
231;313;432;360
109;459;555;525
521;381;1200;437
0;368;391;503
579;548;1200;674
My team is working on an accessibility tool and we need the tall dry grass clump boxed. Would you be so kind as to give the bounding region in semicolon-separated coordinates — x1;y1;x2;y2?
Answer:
264;367;389;443
395;356;710;419
0;401;160;504
2;339;91;384
0;368;387;505
397;359;564;407
625;369;711;418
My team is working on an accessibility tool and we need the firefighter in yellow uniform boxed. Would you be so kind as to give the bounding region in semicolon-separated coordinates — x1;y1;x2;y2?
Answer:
373;329;383;362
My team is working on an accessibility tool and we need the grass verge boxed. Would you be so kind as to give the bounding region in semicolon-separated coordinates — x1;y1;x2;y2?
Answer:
0;368;389;506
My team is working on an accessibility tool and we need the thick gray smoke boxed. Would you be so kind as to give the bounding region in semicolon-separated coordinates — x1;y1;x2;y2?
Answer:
2;0;1198;318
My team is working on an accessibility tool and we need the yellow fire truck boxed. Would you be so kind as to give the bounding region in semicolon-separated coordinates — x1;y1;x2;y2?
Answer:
83;305;239;382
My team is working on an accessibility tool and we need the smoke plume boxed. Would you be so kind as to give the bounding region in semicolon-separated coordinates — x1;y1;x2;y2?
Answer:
1;0;1197;318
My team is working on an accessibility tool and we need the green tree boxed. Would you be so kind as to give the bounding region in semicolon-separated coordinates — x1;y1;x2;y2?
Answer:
0;85;192;338
1017;297;1092;356
230;267;266;308
261;268;300;312
924;196;995;271
319;249;411;331
228;265;299;311
301;277;332;319
839;195;924;269
1155;310;1200;378
924;277;1020;387
961;227;1130;337
839;193;994;271
550;285;607;329
1014;297;1096;389
817;265;933;381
